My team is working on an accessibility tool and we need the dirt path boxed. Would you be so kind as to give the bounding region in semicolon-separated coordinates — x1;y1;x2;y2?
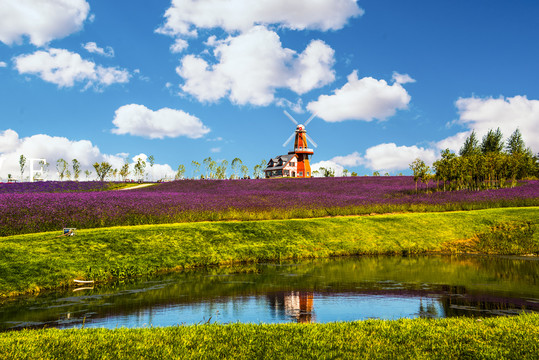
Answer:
117;183;156;190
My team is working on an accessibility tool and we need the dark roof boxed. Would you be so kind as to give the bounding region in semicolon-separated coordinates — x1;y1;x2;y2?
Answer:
265;154;296;171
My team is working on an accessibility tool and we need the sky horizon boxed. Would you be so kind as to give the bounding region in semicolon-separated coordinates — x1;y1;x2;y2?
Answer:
1;0;538;180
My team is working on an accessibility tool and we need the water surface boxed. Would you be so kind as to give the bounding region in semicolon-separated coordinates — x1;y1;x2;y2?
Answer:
1;255;538;330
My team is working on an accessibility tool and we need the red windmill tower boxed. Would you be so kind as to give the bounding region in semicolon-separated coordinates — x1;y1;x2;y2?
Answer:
282;111;318;178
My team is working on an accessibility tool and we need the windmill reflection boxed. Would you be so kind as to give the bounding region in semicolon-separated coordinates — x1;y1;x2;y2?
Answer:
267;291;315;323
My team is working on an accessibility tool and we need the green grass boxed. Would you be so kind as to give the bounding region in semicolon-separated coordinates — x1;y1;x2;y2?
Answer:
1;207;538;298
0;314;538;359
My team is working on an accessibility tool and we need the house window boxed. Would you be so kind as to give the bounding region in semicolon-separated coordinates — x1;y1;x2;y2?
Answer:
307;172;310;177
298;171;303;177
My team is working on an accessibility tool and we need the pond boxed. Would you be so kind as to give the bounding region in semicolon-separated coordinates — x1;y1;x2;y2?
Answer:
1;255;538;331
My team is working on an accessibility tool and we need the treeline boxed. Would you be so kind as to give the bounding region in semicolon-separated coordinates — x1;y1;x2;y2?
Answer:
410;128;539;192
10;155;269;182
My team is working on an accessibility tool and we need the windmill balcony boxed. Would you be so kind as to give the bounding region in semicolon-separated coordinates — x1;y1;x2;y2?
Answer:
293;147;314;154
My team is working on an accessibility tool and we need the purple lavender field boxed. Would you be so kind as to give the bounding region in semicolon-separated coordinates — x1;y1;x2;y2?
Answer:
1;177;538;236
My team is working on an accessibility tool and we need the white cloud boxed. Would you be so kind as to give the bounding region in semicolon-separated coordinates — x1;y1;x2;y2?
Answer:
435;131;470;153
0;61;7;68
111;104;210;139
307;71;412;122
0;129;176;181
83;42;114;57
176;27;335;106
286;40;335;95
0;0;90;46
210;147;221;153
157;0;363;39
0;129;20;153
14;48;130;89
362;143;437;171
455;95;539;151
329;151;363;167
170;38;188;53
276;98;304;113
310;160;344;177
392;72;416;85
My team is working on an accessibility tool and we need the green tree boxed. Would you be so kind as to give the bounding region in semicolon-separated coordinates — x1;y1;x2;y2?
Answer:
19;154;26;181
148;155;155;181
231;157;242;179
134;158;146;182
84;169;92;181
372;171;380;176
351;172;358;177
240;164;249;179
433;148;457;191
56;158;68;181
93;162;113;181
319;167;335;177
506;128;526;155
203;157;213;178
253;164;262;178
191;161;200;179
409;158;430;192
459;131;480;157
219;160;228;179
175;164;186;180
343;169;349;177
72;159;81;181
481;128;504;154
119;160;130;181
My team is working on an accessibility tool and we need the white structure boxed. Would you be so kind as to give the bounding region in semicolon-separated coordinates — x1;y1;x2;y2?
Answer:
29;158;47;182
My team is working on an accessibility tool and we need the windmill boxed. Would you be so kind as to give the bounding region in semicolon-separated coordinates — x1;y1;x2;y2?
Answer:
282;110;318;178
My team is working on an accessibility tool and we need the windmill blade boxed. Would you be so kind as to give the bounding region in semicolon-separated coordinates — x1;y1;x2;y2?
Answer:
306;133;318;148
282;132;296;147
304;112;317;127
283;110;298;125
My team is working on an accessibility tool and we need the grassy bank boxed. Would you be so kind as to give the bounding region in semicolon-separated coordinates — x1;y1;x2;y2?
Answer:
1;315;538;359
1;207;538;298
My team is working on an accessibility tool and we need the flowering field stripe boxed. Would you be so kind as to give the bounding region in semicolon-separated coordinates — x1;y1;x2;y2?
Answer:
1;177;539;236
1;315;538;359
1;207;537;298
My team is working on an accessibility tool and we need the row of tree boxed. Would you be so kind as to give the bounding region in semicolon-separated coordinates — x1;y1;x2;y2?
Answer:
10;155;269;182
410;128;539;192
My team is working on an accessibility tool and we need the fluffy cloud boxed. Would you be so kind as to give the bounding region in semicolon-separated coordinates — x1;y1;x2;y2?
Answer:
0;129;113;180
392;72;416;85
0;0;90;46
307;71;412;122
324;144;436;173
170;38;188;53
0;129;176;181
310;160;344;177
329;151;363;167
455;95;539;151
362;143;437;171
157;0;363;38
435;131;470;153
0;129;20;153
14;48;130;88
0;61;7;68
111;104;210;139
82;42;115;57
176;27;335;105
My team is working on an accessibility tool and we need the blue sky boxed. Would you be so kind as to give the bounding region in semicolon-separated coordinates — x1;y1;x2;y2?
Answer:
1;0;538;180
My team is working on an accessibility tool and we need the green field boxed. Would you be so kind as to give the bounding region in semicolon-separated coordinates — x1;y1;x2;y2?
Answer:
1;315;538;359
1;207;538;298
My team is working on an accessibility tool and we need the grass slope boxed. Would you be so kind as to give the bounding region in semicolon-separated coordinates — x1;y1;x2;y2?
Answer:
0;315;538;359
1;207;538;297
